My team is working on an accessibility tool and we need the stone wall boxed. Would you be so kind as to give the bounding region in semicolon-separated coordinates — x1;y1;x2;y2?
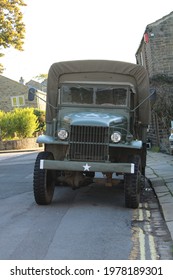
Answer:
136;12;173;79
147;112;171;154
0;138;40;150
148;13;173;78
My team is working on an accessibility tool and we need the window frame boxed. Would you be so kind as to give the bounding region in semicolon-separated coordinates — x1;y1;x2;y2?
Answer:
11;95;25;107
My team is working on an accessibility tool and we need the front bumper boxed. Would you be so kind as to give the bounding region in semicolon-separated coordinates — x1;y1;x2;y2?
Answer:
40;160;135;174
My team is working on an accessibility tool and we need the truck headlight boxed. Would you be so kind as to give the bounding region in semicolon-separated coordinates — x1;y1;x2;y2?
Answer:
57;129;68;140
111;132;121;143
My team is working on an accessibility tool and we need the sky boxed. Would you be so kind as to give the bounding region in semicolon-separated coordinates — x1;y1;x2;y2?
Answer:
1;0;173;82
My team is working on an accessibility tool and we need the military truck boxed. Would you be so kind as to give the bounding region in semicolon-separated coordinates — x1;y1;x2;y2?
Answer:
29;60;151;208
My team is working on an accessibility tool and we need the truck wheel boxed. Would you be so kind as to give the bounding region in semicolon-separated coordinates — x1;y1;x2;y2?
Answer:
124;155;141;209
33;151;55;205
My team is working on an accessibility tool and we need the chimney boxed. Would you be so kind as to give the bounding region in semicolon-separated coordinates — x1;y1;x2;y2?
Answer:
19;77;25;84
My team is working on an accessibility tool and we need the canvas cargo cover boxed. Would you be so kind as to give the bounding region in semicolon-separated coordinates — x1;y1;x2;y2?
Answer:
46;60;150;125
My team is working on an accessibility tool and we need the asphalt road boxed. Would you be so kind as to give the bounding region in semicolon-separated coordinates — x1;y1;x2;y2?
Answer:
0;151;172;260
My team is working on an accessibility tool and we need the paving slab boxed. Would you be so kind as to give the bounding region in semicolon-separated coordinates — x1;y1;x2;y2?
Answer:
157;194;173;204
166;221;173;241
160;203;173;222
154;186;170;193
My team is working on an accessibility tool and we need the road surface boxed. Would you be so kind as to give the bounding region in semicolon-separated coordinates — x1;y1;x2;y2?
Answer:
0;151;172;260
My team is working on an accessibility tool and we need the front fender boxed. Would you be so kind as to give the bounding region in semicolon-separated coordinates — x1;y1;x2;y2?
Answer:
109;140;143;149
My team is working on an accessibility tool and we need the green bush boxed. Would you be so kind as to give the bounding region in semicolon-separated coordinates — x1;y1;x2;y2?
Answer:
34;109;46;134
0;108;38;140
151;146;160;153
0;110;16;139
13;108;37;138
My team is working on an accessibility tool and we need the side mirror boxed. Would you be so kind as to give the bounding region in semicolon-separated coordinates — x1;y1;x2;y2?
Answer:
28;88;37;101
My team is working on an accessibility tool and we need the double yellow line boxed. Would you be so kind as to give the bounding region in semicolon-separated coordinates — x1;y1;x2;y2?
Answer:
129;203;158;260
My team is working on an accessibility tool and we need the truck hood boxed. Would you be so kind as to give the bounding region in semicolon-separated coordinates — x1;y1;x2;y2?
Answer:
63;112;127;127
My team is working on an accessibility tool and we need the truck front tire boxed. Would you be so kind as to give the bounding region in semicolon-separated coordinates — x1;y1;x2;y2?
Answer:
124;155;141;209
33;151;55;205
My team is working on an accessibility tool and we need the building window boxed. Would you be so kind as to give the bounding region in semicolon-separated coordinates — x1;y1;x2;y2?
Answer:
11;95;25;107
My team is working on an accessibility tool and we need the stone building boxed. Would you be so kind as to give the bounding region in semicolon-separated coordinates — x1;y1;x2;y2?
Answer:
0;75;46;112
26;79;47;93
136;11;173;153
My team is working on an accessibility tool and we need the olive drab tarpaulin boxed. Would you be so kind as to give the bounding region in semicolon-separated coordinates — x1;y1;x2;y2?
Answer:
46;60;150;125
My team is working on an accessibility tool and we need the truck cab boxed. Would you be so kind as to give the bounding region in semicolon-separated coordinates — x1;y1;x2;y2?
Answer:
30;60;150;208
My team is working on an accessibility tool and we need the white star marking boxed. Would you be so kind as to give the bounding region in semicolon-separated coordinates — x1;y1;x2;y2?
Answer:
83;163;91;171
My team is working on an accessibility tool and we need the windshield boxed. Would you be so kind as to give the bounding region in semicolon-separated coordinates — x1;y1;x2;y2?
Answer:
61;84;128;106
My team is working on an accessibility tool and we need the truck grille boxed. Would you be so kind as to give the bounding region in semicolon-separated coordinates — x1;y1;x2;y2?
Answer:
69;126;109;161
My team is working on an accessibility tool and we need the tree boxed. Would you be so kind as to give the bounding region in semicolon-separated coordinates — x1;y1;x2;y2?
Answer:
0;0;26;73
34;73;48;81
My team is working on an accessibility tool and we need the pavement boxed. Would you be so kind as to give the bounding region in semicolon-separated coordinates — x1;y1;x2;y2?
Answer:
146;150;173;241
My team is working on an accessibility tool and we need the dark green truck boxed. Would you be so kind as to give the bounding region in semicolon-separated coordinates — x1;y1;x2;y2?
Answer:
29;60;150;208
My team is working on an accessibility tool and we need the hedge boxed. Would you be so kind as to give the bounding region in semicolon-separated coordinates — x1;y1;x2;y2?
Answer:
0;108;42;140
